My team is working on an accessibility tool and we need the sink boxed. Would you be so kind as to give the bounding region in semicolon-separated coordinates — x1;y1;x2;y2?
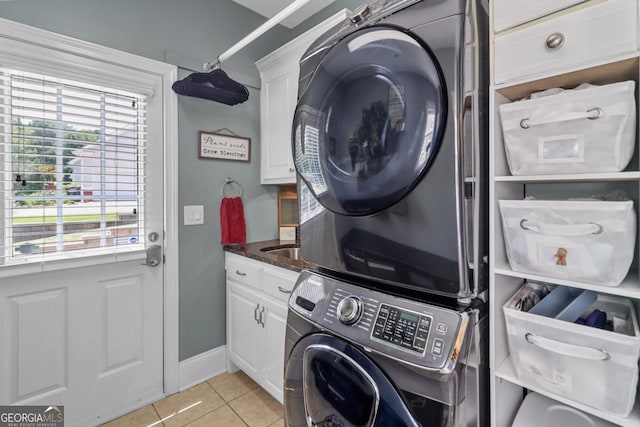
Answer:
261;246;301;260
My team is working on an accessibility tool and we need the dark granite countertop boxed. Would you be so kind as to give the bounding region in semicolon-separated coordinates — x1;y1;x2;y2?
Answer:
223;240;315;272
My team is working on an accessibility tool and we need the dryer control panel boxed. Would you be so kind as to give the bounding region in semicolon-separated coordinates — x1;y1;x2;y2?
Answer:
289;270;471;372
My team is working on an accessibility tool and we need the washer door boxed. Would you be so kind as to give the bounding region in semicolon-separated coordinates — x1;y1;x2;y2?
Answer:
284;333;419;427
293;25;447;216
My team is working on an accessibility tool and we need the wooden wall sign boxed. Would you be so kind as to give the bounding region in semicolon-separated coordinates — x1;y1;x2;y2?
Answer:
198;131;250;162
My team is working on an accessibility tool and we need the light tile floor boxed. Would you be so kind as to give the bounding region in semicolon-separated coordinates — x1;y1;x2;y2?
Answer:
101;371;284;427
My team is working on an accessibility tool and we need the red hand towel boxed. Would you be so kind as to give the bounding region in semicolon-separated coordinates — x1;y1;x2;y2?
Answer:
220;196;246;245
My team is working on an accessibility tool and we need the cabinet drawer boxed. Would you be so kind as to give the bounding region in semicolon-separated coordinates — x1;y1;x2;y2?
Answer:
493;0;587;33
226;254;262;290
494;0;638;85
263;267;298;303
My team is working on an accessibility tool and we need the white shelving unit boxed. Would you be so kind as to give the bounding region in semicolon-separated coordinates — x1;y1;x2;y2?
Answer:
489;1;640;425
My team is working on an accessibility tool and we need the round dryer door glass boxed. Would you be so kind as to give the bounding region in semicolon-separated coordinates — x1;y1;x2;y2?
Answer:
293;26;447;216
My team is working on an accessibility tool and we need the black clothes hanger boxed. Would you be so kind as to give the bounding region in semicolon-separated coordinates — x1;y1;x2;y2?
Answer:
172;69;249;106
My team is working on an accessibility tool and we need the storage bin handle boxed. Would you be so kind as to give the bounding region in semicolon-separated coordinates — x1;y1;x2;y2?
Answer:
519;219;603;236
525;333;610;361
520;107;602;129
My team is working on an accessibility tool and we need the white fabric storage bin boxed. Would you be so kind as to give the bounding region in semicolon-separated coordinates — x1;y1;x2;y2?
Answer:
499;200;636;286
504;283;640;417
512;392;617;427
499;81;636;175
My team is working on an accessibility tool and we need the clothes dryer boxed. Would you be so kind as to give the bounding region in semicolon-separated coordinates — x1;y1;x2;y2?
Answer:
293;0;489;300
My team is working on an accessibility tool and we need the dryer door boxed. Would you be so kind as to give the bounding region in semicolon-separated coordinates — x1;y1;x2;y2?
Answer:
284;333;422;427
293;25;447;216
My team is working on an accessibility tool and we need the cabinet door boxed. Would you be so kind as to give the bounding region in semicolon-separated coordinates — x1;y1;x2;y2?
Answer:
260;62;298;184
261;295;288;403
227;281;263;380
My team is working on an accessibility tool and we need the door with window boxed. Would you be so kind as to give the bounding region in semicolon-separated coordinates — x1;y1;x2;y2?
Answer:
0;29;170;426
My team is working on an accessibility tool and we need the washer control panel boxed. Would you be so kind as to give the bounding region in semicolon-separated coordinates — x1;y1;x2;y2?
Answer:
289;270;470;371
372;304;432;354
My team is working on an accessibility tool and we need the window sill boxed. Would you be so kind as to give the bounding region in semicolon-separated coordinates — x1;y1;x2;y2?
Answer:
0;247;147;279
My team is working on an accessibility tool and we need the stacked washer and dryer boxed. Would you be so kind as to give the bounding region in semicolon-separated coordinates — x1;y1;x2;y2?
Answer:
284;0;489;425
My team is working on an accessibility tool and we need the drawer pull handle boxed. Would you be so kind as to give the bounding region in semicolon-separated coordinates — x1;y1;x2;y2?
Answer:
278;286;292;294
545;32;564;50
235;270;247;277
525;333;610;361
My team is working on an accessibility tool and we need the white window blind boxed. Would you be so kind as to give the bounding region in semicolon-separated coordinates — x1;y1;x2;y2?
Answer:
0;68;148;266
295;120;326;224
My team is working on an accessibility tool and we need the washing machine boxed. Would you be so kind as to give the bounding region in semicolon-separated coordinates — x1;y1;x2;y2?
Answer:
292;0;489;300
284;270;487;426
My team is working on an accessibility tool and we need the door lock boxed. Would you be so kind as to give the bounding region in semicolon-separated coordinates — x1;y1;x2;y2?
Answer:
144;244;162;267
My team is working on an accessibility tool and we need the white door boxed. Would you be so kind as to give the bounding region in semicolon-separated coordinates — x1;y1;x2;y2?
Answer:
0;259;164;426
0;27;170;427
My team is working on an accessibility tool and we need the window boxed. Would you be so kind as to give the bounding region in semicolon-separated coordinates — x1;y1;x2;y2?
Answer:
0;69;147;266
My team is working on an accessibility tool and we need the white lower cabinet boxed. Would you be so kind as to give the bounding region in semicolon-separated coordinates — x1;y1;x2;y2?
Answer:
225;252;298;403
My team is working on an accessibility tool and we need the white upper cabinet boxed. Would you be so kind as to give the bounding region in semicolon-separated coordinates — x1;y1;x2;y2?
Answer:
259;61;298;184
256;9;350;185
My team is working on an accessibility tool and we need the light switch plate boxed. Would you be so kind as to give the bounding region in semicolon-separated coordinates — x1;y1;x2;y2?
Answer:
184;205;204;225
279;226;296;242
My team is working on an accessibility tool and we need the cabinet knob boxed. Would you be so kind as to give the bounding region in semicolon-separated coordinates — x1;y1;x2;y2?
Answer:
289;167;295;173
545;32;564;50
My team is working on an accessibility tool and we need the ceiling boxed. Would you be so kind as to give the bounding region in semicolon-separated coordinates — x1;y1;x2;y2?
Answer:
231;0;336;28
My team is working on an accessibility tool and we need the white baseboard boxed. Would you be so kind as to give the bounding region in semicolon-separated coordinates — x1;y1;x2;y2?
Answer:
178;346;227;391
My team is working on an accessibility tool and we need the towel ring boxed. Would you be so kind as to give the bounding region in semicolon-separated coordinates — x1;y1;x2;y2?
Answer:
221;178;242;198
